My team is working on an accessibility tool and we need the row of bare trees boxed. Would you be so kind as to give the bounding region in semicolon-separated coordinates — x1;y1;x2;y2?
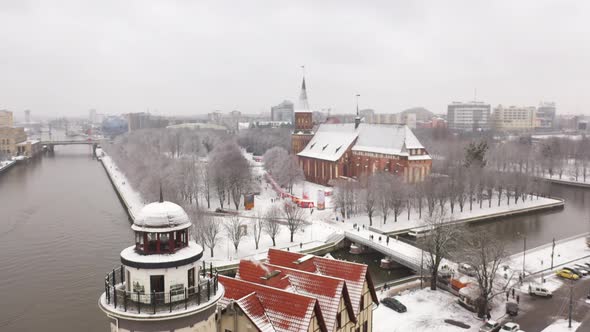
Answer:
334;169;548;227
419;207;509;318
262;147;304;193
488;136;590;182
103;128;254;211
192;201;306;257
335;140;550;226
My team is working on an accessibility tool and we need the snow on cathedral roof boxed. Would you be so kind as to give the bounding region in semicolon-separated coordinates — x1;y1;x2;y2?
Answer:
297;123;425;162
134;201;190;228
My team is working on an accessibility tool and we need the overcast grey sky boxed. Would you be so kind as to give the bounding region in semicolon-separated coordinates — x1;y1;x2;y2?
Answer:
0;0;589;118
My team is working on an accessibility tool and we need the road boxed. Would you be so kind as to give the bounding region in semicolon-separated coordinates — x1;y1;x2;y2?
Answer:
515;276;590;331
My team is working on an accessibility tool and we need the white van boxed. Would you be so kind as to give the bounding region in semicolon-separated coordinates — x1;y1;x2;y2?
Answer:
528;284;552;297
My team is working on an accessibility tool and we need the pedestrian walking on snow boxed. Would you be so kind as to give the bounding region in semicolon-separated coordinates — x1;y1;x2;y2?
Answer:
516;295;520;304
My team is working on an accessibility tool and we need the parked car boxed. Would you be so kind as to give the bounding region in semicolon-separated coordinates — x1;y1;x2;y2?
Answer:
479;320;501;332
528;284;552;297
563;266;584;277
381;297;407;313
501;322;520;331
458;263;477;276
573;264;589;275
557;269;580;280
506;302;519;316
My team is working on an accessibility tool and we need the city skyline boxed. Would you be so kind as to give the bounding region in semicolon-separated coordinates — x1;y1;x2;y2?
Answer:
0;0;589;117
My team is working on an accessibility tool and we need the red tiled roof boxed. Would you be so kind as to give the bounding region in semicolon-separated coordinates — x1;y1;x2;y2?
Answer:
237;260;356;330
236;293;275;332
267;248;379;316
219;275;327;332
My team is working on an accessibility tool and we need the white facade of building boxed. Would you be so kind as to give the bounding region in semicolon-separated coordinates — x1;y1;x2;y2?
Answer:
492;105;536;131
447;101;491;131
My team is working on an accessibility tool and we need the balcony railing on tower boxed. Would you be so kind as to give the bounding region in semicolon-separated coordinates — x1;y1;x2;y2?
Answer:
103;265;220;315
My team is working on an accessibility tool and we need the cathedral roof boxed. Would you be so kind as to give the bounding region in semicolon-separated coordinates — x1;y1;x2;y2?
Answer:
296;123;425;162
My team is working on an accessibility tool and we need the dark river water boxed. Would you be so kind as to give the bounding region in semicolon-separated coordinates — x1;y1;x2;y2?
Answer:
0;146;589;331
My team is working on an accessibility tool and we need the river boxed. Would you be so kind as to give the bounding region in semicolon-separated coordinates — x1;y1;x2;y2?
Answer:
0;146;589;331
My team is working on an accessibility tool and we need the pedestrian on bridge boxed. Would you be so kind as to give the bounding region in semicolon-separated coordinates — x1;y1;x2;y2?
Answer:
386;237;390;245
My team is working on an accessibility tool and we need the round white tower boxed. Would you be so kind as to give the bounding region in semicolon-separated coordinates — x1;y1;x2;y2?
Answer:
99;197;223;332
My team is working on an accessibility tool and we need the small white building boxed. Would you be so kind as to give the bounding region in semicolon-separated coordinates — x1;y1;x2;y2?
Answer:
99;194;223;332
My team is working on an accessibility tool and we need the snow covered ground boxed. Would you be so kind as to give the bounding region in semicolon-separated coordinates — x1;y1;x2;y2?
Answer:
505;234;590;277
97;148;146;220
540;319;581;332
374;288;489;332
348;195;561;234
503;234;590;294
0;160;15;172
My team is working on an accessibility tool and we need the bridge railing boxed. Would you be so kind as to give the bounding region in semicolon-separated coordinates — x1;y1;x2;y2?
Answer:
345;231;423;271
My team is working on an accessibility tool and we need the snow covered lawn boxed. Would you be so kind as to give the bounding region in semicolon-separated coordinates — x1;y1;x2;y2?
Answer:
540;319;581;332
374;288;485;332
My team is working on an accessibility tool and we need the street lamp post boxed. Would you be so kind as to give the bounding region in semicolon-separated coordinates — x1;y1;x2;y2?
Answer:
523;235;527;278
517;232;527;283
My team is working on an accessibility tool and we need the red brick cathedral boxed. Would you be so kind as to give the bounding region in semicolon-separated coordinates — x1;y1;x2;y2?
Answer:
291;77;432;186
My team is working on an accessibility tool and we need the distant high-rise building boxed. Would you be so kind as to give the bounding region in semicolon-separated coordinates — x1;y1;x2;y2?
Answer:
492;105;536;131
271;100;294;122
535;102;556;129
0;110;14;127
447;101;491;131
89;109;97;124
125;112;169;132
24;110;31;124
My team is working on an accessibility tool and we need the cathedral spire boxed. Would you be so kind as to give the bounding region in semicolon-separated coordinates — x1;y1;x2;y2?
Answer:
298;66;310;110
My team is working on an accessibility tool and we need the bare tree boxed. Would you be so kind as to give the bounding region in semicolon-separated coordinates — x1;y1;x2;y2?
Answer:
224;216;247;252
375;173;393;224
390;176;406;222
359;174;377;226
263;205;282;246
201;215;222;257
252;213;263;250
282;202;306;242
462;229;508;318
418;207;461;291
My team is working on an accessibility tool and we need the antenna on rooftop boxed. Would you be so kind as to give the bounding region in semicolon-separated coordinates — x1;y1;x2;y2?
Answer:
159;182;164;203
355;94;361;129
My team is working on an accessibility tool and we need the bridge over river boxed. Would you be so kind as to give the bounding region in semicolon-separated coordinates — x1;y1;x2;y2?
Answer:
344;229;451;272
41;139;103;152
